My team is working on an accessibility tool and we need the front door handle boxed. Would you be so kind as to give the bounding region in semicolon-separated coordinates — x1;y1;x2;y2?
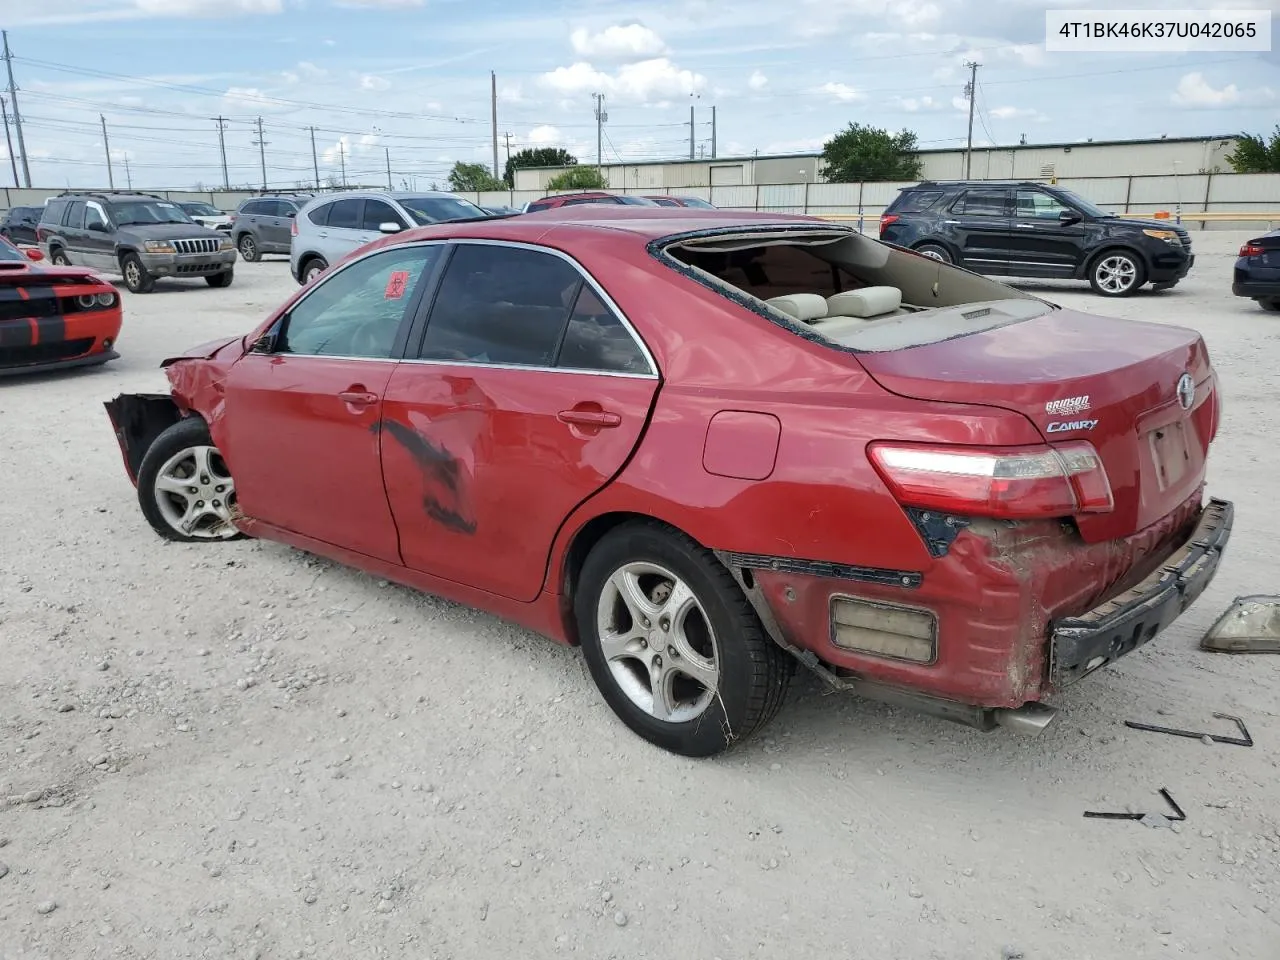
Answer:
558;407;622;428
338;387;379;407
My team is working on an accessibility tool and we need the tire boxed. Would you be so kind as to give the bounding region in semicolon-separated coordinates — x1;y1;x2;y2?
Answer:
120;252;155;294
301;257;327;283
237;233;260;262
575;521;792;757
136;417;244;543
1088;249;1146;297
205;269;234;288
50;247;71;266
914;242;952;264
1259;298;1280;313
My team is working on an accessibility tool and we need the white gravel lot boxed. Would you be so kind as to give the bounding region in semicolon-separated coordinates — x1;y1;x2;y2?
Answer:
1;233;1278;960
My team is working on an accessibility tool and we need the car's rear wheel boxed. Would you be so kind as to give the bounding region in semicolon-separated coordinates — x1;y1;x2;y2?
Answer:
302;257;327;283
205;269;234;288
237;234;260;262
1259;298;1280;313
575;521;792;757
50;247;71;266
914;242;952;264
1089;250;1145;297
137;418;244;543
121;253;155;294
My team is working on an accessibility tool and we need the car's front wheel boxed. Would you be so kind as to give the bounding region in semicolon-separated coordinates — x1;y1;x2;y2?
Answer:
576;521;792;757
121;253;155;294
1259;298;1280;313
914;242;952;264
206;269;234;288
1089;250;1146;297
301;257;327;283
237;234;260;262
136;417;244;543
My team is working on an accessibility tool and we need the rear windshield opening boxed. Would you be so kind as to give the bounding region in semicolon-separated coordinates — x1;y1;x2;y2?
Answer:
660;229;1051;352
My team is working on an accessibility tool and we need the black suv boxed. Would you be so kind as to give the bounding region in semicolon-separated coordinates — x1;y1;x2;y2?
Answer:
879;181;1194;297
38;192;236;293
1;205;42;244
231;193;312;262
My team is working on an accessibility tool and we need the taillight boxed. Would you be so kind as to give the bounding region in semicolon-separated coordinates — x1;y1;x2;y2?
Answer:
868;441;1114;520
879;214;899;233
1239;243;1264;257
291;219;298;237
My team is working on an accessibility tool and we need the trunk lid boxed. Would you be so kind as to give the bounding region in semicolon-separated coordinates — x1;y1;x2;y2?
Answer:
856;307;1216;542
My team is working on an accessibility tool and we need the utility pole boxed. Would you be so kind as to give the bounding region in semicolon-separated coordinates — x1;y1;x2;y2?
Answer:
711;105;717;159
124;154;132;190
385;146;392;190
215;117;229;189
100;115;115;189
338;141;346;188
963;60;980;180
2;31;30;188
251;117;268;191
0;96;18;188
309;126;319;189
689;104;695;160
592;93;607;171
490;70;499;179
504;131;512;166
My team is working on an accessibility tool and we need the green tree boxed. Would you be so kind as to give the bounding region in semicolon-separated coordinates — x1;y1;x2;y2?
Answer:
447;161;505;192
821;123;923;182
545;166;609;190
504;147;576;187
1226;127;1280;173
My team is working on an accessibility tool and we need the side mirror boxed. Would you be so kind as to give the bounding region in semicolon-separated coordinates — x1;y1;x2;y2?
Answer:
87;221;108;233
378;221;401;234
24;247;44;262
1059;210;1083;226
286;210;297;218
249;331;277;354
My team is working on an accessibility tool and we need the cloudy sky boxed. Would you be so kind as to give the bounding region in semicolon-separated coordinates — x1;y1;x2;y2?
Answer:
0;0;1276;190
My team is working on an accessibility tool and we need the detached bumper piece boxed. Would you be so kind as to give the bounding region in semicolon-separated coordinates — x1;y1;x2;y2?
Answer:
1050;497;1233;686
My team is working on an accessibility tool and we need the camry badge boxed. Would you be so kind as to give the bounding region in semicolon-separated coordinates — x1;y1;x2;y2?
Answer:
1176;373;1195;411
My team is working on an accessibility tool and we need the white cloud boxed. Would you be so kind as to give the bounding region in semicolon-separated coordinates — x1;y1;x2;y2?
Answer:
222;86;288;112
499;82;526;103
540;58;706;104
762;136;829;154
899;95;944;112
281;70;300;84
989;105;1043;120
570;24;668;60
359;74;391;91
818;82;862;102
528;125;562;145
748;70;768;91
333;0;424;7
1172;71;1239;107
132;0;282;13
298;61;327;79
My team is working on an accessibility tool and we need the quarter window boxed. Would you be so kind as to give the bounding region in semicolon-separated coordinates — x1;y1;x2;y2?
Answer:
556;285;650;374
953;191;1009;217
307;203;331;226
418;244;582;366
42;200;69;225
277;245;442;359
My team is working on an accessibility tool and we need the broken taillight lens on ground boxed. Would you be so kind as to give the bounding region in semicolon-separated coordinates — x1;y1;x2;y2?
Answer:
868;441;1115;520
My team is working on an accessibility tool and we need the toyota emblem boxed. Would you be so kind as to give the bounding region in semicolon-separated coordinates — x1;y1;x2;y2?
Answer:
1176;373;1195;410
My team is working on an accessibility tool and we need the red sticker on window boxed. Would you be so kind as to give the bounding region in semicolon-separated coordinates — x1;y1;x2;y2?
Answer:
384;270;410;300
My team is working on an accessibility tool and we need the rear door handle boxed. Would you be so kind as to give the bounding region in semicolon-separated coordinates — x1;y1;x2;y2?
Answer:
558;408;622;428
338;387;379;407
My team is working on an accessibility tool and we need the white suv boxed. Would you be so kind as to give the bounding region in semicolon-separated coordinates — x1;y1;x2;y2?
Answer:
289;190;489;284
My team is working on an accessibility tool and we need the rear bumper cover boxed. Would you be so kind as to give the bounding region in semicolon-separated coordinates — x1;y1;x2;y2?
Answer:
1232;281;1280;299
1049;497;1232;686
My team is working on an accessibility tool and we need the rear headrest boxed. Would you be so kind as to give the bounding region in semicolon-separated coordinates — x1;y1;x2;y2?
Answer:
765;293;828;322
826;286;902;318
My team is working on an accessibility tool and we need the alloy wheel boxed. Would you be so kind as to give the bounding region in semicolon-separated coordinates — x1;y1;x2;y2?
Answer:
1095;255;1137;294
152;445;239;540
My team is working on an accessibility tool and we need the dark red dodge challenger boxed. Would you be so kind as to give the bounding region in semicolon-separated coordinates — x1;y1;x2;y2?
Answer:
105;208;1231;756
0;235;122;376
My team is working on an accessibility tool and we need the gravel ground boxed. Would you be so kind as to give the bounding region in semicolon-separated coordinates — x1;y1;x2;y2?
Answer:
1;234;1278;960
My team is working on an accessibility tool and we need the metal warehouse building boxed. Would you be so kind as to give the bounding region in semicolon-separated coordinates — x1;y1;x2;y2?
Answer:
512;135;1240;190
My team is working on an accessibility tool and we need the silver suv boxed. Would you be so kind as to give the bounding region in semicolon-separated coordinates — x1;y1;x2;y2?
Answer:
232;194;312;262
289;190;488;284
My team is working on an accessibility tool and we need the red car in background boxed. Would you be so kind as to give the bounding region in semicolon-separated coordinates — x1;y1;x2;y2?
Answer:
522;192;659;213
0;235;122;377
103;207;1230;757
643;195;717;209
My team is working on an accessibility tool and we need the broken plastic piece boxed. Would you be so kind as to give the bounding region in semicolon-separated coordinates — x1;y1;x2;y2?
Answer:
1201;595;1280;653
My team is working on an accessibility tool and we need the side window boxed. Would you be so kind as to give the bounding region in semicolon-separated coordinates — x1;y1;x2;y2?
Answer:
362;199;405;232
259;200;283;217
277;245;442;359
42;200;69;225
526;199;553;212
84;202;108;231
418;244;582;366
239;200;264;217
556;285;651;375
326;198;363;230
64;201;87;229
307;203;330;226
892;190;944;214
952;191;1009;217
1016;190;1070;220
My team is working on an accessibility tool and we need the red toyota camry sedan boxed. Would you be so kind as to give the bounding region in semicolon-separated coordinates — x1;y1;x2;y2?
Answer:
105;207;1231;757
